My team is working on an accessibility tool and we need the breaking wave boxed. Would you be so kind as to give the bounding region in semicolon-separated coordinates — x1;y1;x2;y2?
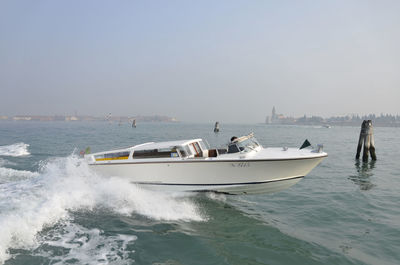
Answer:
0;155;205;264
0;142;30;157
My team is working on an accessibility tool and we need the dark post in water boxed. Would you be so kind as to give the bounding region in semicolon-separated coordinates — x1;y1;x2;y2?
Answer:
214;122;220;133
356;120;377;162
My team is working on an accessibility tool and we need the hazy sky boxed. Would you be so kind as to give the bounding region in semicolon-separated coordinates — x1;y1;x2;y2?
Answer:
1;0;399;123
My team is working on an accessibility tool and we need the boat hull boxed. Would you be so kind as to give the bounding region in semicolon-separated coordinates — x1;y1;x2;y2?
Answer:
135;176;304;195
88;156;325;195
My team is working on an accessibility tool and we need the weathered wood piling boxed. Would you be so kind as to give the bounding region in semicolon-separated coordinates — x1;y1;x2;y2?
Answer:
356;120;377;162
214;122;220;133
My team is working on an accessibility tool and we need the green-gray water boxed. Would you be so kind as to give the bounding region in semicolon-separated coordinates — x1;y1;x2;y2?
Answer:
0;121;399;265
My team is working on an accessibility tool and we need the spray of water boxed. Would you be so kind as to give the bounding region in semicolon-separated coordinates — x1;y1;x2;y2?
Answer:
0;167;39;183
0;154;206;263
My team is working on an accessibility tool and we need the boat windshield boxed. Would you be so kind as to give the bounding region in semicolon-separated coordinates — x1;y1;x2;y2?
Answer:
228;134;260;153
236;137;260;152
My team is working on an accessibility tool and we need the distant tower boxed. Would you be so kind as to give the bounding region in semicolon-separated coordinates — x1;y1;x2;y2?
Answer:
271;106;276;122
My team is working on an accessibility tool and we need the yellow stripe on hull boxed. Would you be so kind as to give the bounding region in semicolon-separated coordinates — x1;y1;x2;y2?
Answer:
95;156;129;161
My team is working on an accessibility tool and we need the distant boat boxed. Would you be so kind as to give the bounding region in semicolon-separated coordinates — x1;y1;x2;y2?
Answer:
106;113;112;123
323;125;331;128
132;119;136;128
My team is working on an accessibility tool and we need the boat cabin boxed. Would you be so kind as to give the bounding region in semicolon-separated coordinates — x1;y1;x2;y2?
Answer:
88;139;212;163
86;133;261;163
130;139;211;159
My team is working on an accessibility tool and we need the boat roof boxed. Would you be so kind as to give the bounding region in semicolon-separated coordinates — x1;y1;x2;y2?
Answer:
88;139;204;156
132;139;203;150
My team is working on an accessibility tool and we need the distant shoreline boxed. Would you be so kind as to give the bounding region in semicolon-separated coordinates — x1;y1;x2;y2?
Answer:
0;115;178;123
1;118;399;128
265;107;400;128
262;122;400;128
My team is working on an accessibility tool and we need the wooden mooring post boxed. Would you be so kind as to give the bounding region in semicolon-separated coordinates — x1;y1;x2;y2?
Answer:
356;120;377;162
214;121;220;133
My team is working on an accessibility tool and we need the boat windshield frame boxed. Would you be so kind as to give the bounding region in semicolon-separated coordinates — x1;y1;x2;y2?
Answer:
229;133;261;153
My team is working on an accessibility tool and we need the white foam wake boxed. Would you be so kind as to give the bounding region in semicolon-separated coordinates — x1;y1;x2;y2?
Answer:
0;143;30;157
0;154;205;263
0;166;39;183
37;221;137;265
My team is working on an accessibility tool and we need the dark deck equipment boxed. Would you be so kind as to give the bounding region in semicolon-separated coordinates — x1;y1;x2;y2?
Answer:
300;139;311;150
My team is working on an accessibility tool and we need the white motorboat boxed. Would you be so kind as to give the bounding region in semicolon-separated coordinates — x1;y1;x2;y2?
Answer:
84;133;327;195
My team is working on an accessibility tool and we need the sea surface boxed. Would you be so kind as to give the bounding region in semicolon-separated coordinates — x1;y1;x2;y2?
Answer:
0;121;399;265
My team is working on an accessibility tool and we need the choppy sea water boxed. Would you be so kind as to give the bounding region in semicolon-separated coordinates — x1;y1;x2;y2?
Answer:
0;121;399;265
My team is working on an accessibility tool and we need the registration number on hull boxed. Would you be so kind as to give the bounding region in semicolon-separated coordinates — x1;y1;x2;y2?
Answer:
231;162;250;168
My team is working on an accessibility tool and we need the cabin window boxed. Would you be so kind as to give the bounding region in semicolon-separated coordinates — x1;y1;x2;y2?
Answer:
191;142;202;157
177;145;192;158
198;140;208;151
133;148;179;159
199;141;210;151
95;151;130;161
183;145;191;156
159;148;179;158
177;146;190;158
